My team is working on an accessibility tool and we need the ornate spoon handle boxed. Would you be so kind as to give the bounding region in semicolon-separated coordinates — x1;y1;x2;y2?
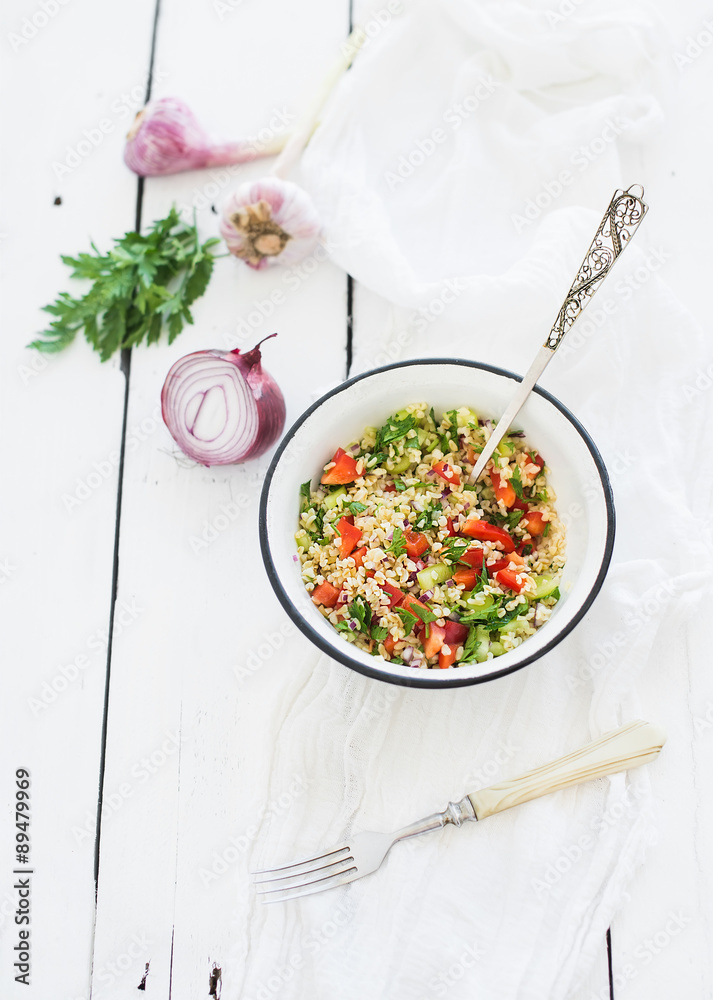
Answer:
544;184;648;351
469;184;648;483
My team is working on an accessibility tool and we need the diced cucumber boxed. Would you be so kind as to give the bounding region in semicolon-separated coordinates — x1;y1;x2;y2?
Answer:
417;428;429;447
295;530;310;551
323;487;346;510
461;593;495;617
394;407;411;421
496;439;515;456
531;574;560;600
499;615;528;634
459;407;478;427
417;563;453;591
389;454;412;474
489;640;505;656
474;625;490;662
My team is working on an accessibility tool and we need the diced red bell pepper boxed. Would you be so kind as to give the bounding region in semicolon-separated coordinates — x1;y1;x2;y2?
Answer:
366;569;376;579
432;460;461;486
491;468;516;508
381;581;406;607
512;497;529;511
444;620;469;647
438;645;458;669
461;519;516;552
352;546;367;568
453;567;477;589
522;511;547;536
418;622;446;659
311;581;341;607
516;541;534;557
336;516;362;559
495;568;527;593
486;558;509;576
383;634;396;656
528;452;545;472
321;448;359;485
405;531;429;560
466;445;477;465
446;518;459;537
459;547;484;573
383;483;397;493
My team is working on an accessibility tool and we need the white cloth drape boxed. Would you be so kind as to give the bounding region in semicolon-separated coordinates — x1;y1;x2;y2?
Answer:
233;3;712;998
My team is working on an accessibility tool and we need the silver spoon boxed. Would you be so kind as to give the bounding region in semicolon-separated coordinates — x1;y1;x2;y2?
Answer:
470;184;649;483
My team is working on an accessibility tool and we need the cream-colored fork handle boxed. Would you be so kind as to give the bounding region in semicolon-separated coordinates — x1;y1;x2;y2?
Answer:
468;720;665;821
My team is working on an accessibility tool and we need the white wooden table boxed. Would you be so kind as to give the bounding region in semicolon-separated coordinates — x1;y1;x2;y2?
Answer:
1;0;711;997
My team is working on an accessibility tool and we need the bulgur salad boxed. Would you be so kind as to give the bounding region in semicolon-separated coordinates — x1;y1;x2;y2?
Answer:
296;404;565;670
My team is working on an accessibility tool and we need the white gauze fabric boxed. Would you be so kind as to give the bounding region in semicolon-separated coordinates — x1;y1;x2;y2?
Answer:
230;3;713;999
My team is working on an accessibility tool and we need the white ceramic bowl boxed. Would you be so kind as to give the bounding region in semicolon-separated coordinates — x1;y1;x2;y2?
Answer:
259;360;614;688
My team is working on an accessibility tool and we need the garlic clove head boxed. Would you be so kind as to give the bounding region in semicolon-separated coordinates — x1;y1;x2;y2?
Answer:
219;178;321;269
124;97;212;177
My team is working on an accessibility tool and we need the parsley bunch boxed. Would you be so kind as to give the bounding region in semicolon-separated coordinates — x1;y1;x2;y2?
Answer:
30;207;221;361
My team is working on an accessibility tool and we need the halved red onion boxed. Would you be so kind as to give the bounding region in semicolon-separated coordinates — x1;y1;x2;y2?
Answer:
161;334;285;466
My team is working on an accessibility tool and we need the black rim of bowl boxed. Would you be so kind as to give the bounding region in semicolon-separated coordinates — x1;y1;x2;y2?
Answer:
259;359;616;689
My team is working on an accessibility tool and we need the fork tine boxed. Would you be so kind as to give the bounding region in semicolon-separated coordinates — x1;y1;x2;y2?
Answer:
257;865;360;903
254;856;355;892
251;844;350;878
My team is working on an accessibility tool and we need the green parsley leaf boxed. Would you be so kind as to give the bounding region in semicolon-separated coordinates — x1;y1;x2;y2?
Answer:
299;481;312;513
463;483;477;492
376;414;416;449
387;527;407;559
396;607;418;634
510;465;524;500
370;624;389;643
459;627;481;664
549;587;560;601
394;480;408;492
506;510;524;531
30;207;221;361
348;596;372;634
412;503;440;533
443;537;470;565
347;501;368;515
543;521;551;537
410;603;437;625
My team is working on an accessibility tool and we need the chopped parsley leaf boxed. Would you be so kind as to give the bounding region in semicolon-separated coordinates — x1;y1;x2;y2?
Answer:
443;537;470;565
370;624;389;643
411;603;437;625
348;595;372;634
387;526;407;558
347;501;368;515
396;607;418;634
510;465;524;499
459;627;481;664
376;414;416;449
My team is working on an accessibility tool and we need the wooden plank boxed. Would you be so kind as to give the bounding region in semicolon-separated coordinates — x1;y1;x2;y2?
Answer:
90;1;351;996
0;2;160;999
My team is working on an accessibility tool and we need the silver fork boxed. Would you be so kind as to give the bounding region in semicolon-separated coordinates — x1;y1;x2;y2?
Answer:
252;720;664;902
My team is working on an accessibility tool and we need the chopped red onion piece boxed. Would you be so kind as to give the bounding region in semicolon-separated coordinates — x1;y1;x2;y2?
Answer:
292;555;298;563
348;620;358;631
401;646;413;663
421;590;433;600
441;488;451;499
